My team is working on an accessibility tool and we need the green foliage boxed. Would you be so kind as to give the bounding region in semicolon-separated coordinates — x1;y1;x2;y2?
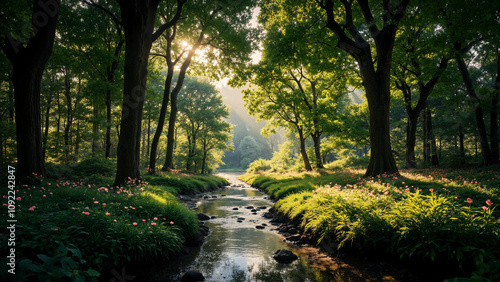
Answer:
46;157;116;182
2;169;227;280
242;167;500;278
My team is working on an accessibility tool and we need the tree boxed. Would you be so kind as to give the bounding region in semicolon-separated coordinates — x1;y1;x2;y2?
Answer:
176;77;232;173
156;0;259;172
238;136;262;169
393;22;450;168
113;0;184;185
1;0;60;183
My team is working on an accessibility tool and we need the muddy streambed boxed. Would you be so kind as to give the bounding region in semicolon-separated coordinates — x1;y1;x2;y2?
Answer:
137;173;413;281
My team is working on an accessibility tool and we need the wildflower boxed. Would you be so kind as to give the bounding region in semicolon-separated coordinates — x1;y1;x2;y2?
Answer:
85;207;89;209
102;203;106;206
54;228;58;231
142;219;146;222
170;221;174;225
154;217;158;221
467;198;473;204
151;222;157;226
43;195;46;198
486;199;493;206
16;197;21;201
482;206;489;211
113;219;117;222
29;206;35;211
94;201;99;204
429;189;434;192
132;222;137;226
105;212;110;216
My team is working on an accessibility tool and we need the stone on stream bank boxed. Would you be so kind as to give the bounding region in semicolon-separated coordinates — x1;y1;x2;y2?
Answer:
197;213;211;220
180;270;205;281
273;249;298;264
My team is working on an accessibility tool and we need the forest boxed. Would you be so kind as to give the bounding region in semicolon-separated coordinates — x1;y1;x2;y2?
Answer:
1;0;500;281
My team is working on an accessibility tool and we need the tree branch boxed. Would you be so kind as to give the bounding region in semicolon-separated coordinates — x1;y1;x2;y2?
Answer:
152;0;186;42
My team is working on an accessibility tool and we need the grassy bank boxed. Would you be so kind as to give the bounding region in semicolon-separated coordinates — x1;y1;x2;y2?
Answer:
1;160;227;281
241;167;500;280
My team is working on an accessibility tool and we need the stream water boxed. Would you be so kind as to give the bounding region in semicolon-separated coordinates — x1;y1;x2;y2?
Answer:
138;173;409;281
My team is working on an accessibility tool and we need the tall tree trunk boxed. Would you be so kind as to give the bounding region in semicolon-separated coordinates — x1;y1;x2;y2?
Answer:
163;34;204;171
105;39;124;159
2;0;60;183
55;92;61;159
42;94;53;159
114;0;184;185
320;0;408;177
114;2;158;185
297;126;312;171
92;105;99;154
311;132;323;169
427;109;439;166
406;111;418;168
75;120;80;159
147;114;151;164
455;55;496;165
63;70;72;164
491;52;500;162
362;66;398;176
459;125;466;166
421;106;429;165
149;65;173;173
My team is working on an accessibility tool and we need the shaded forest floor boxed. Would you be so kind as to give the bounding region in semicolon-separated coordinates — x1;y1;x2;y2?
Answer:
241;166;500;281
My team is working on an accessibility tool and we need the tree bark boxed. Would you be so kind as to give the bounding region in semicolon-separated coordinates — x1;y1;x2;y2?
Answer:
63;70;72;164
297;126;312;171
162;37;203;171
311;132;323;169
114;0;161;185
2;0;60;183
319;0;408;176
149;64;173;174
455;54;496;165
459;125;466;166
42;94;53;159
491;52;500;162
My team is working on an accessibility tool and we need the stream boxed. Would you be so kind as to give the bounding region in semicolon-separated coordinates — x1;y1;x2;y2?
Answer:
138;173;411;281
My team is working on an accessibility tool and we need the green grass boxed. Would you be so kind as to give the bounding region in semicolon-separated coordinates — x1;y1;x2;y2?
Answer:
1;163;228;281
241;167;500;280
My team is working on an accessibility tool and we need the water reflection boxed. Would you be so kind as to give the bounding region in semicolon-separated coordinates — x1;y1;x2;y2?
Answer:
142;173;399;281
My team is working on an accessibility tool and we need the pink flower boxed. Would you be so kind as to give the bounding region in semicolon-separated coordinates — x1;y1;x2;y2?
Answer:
482;206;489;211
29;206;35;211
102;203;106;206
43;195;46;198
467;198;473;204
113;219;117;222
170;221;174;225
142;219;146;222
486;199;493;206
132;222;137;226
151;222;157;226
105;212;110;216
16;197;21;201
54;228;58;231
94;201;99;204
153;217;158;221
429;189;434;192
